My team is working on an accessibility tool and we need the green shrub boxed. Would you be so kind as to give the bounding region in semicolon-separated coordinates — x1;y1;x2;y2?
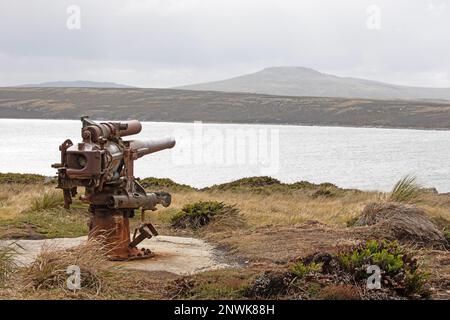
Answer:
336;240;429;296
293;240;430;298
171;201;239;229
291;262;322;279
372;248;404;274
338;240;405;276
404;270;430;297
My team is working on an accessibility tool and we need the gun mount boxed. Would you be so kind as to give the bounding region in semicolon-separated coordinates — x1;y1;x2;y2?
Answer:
52;116;175;260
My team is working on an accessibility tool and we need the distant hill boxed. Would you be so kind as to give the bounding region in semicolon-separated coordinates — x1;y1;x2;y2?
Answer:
15;81;135;88
2;87;450;130
177;66;450;101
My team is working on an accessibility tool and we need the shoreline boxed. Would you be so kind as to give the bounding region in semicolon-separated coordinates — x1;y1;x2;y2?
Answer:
1;116;450;132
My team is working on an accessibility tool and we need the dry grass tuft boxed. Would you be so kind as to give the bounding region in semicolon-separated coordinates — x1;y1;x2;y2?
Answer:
29;190;64;212
388;175;422;203
23;239;124;298
357;202;448;248
0;242;20;285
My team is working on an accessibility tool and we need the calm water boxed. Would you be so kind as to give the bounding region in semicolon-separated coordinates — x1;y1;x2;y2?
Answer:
1;119;449;192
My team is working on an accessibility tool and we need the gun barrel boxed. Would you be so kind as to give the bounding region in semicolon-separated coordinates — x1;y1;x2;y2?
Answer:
107;192;171;210
82;118;142;142
129;137;176;158
118;120;142;137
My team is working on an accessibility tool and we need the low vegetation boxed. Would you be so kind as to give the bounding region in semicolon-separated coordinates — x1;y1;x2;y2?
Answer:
23;240;123;298
0;173;50;185
0;239;170;299
170;201;240;230
336;240;430;297
0;243;19;286
356;202;448;248
204;176;281;192
291;261;323;278
243;240;431;299
169;268;256;300
202;176;355;198
29;190;64;212
0;177;89;239
388;175;422;203
139;177;194;192
0;173;449;300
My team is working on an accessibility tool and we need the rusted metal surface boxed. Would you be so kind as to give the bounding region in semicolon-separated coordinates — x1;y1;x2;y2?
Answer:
129;138;176;158
52;116;176;260
129;223;158;249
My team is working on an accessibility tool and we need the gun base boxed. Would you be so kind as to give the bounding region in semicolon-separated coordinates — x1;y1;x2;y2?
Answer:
88;207;157;261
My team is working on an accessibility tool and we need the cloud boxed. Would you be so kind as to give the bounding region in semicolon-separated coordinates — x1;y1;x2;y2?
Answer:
0;0;449;87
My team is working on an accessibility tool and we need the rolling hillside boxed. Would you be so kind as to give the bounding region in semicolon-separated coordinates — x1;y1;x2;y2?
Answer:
15;81;134;88
1;87;450;129
178;66;450;101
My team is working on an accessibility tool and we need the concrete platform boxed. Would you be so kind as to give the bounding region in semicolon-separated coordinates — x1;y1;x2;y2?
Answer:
0;235;230;275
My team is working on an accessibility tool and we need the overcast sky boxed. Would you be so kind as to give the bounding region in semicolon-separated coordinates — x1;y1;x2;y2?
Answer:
0;0;449;88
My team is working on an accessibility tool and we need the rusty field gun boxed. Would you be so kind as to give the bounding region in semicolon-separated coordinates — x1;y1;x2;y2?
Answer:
52;116;175;260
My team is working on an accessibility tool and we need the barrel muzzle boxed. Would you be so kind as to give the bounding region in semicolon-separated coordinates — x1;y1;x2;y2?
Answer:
129;137;176;158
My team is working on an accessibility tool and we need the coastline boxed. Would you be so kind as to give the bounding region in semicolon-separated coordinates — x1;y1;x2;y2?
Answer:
1;116;450;132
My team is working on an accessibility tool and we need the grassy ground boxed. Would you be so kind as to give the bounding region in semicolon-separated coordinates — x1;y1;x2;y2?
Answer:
0;173;449;300
0;179;88;239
